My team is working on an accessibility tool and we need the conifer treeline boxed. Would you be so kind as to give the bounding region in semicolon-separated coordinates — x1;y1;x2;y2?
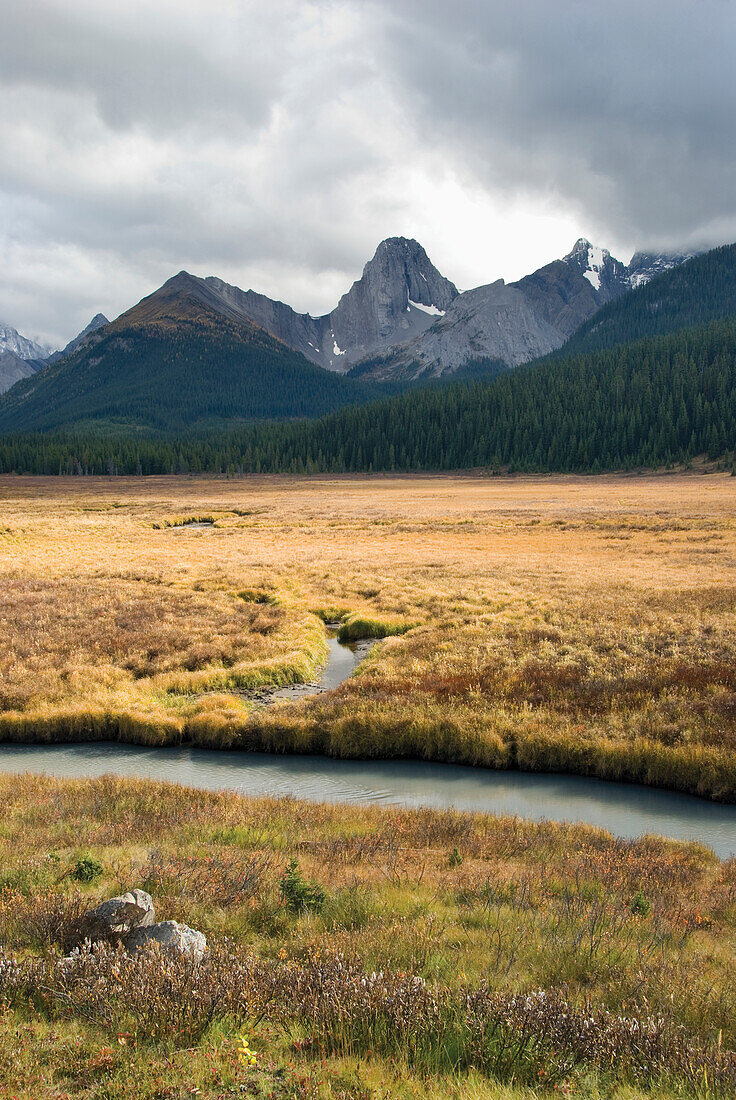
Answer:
0;319;734;475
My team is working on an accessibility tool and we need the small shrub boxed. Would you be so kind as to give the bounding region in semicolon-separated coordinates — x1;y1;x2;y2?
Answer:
279;858;326;914
448;848;464;868
72;856;104;884
142;849;271;907
630;889;652;916
21;890;90;952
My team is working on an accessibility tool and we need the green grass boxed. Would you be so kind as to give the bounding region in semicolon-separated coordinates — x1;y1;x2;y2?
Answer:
337;614;419;642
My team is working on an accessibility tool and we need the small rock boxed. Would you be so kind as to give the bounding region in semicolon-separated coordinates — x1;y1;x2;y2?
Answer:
83;889;155;939
125;920;206;962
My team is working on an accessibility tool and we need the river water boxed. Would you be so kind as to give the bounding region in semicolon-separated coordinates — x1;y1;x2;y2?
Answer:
2;633;736;857
2;747;735;857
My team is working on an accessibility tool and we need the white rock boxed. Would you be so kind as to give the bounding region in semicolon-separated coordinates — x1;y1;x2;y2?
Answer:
83;889;155;938
125;921;206;962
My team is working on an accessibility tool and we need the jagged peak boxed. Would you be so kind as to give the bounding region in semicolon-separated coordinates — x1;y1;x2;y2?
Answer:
564;238;612;263
374;235;422;252
353;237;458;303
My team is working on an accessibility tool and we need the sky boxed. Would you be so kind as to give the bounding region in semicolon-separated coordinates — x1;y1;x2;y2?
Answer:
2;0;736;348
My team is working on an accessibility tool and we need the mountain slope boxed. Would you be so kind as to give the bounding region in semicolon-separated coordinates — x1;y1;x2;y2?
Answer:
557;244;736;358
0;279;379;433
0;351;39;395
352;279;564;381
211;318;736;472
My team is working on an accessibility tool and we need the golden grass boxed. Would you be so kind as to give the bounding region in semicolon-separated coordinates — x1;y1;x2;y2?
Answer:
1;473;736;795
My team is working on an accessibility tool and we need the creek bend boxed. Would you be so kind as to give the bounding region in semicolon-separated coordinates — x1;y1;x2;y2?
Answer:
2;632;736;857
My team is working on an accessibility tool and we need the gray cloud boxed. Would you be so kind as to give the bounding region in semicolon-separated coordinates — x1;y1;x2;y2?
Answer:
374;0;736;244
0;0;734;346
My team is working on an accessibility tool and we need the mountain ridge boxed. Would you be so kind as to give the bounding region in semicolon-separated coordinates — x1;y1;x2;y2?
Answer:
46;314;110;364
0;290;381;433
197;237;458;373
0;233;706;429
350;238;699;381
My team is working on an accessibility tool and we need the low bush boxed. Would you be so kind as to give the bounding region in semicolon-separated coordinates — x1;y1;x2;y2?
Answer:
4;943;733;1091
72;856;104;884
279;858;326;914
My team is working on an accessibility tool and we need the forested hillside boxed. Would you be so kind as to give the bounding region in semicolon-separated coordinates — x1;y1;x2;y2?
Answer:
559;244;736;357
0;316;379;433
0;318;734;474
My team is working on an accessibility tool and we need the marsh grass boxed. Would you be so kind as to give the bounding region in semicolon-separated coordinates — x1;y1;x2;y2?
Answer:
2;474;736;801
337;614;419;642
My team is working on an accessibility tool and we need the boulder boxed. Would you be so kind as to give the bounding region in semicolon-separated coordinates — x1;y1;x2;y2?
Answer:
125;920;206;962
82;889;155;940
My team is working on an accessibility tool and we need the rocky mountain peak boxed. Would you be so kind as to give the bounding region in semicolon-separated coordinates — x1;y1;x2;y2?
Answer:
0;321;55;362
327;237;458;367
44;313;110;365
358;237;458;311
562;238;628;301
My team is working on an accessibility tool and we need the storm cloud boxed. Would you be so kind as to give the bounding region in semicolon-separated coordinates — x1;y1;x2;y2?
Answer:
1;0;734;345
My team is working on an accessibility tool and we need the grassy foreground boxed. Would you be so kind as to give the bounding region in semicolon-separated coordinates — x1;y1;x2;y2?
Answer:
1;772;736;1099
1;474;736;798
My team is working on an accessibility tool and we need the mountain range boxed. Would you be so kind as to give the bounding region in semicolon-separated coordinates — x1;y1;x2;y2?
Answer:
0;240;734;474
348;238;693;381
0;234;700;429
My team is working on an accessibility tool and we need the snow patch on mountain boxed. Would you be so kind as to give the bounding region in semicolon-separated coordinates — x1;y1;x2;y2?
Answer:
582;245;606;290
409;299;446;317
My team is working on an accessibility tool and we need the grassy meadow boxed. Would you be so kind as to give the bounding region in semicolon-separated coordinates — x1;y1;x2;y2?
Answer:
0;473;736;796
1;771;736;1099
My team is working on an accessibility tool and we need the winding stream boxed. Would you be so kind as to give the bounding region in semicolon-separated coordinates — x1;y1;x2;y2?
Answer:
2;745;736;857
267;632;376;700
2;632;736;856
